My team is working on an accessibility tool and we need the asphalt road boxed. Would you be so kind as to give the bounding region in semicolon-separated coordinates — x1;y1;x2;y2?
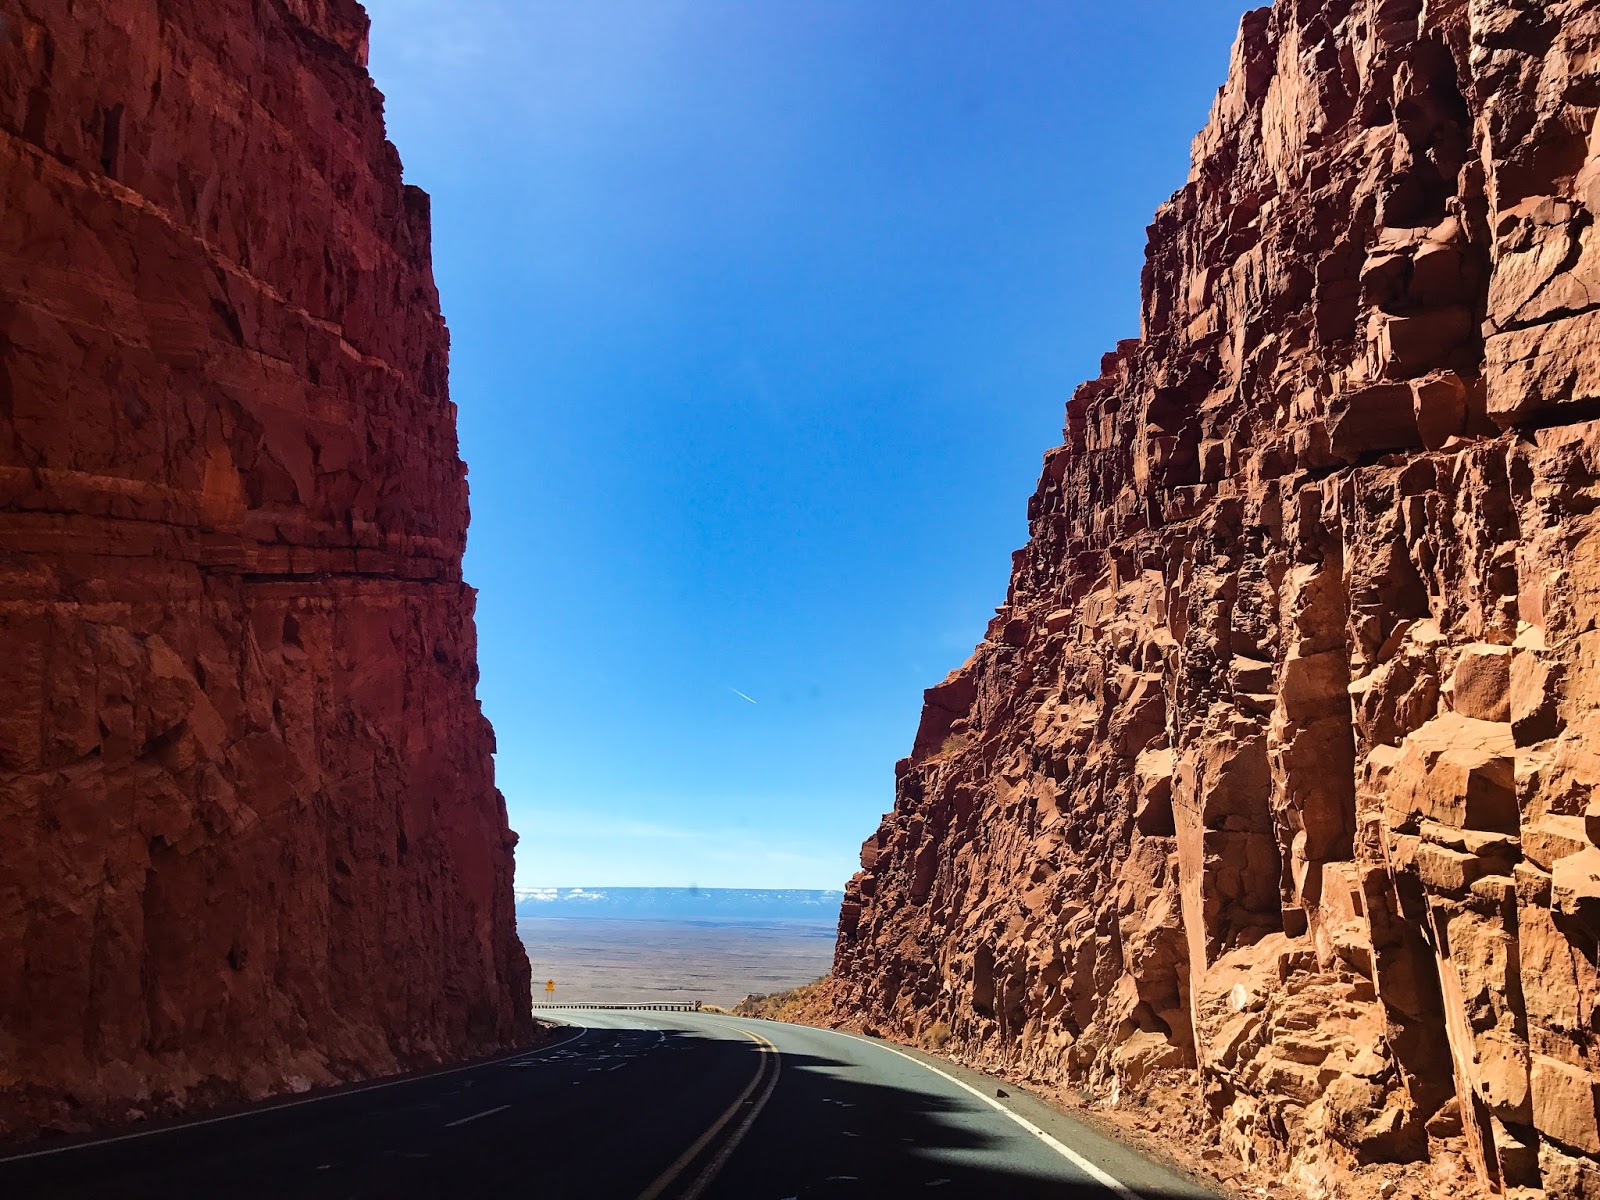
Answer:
0;1010;1221;1199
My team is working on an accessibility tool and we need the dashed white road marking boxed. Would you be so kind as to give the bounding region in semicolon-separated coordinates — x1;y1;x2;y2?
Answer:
0;1025;589;1165
443;1105;509;1128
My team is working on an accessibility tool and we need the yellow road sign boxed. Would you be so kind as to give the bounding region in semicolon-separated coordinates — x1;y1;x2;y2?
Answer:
545;979;555;993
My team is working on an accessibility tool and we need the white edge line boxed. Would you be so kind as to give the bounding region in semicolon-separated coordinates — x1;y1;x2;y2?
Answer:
796;1024;1143;1200
443;1104;510;1128
0;1024;590;1164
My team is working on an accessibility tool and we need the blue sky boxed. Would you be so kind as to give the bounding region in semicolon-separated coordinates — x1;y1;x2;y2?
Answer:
363;0;1247;888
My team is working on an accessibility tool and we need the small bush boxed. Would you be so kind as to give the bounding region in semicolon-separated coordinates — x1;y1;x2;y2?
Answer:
732;976;830;1021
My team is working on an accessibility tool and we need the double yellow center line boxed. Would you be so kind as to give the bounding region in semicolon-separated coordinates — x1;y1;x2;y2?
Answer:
636;1026;781;1200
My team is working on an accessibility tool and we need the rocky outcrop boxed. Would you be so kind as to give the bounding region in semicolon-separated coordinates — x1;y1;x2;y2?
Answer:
0;0;531;1135
830;1;1600;1195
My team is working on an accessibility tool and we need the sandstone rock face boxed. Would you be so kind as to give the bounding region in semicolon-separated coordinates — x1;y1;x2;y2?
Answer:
830;1;1600;1194
0;0;532;1135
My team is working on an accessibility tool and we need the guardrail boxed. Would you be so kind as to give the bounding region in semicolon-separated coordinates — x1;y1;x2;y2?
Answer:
532;1002;703;1012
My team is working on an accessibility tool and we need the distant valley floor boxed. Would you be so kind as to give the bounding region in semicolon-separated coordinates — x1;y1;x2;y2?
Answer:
517;917;835;1009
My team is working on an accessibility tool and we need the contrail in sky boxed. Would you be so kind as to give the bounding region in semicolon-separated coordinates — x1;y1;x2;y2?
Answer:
730;688;758;705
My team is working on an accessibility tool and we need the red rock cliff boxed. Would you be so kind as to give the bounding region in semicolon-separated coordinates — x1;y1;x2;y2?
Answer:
0;0;532;1135
831;1;1600;1195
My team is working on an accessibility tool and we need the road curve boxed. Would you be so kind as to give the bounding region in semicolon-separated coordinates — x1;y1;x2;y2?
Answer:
0;1010;1221;1199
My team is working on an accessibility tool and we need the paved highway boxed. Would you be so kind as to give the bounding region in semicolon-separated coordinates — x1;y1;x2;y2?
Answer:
0;1010;1219;1198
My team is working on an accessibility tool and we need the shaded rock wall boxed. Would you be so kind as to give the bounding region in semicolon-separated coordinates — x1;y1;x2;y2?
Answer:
0;0;531;1134
831;1;1600;1194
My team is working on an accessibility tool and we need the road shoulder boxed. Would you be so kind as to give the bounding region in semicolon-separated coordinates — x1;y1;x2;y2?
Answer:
720;1015;1226;1199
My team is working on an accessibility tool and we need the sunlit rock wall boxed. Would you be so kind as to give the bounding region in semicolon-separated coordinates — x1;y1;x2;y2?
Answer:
830;1;1600;1194
0;0;531;1135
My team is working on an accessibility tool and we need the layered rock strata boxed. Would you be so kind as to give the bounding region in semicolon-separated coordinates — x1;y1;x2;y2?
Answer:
831;1;1600;1194
0;0;531;1135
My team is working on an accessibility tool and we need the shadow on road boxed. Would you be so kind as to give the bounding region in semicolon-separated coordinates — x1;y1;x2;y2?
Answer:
0;1022;1213;1199
694;1026;1214;1200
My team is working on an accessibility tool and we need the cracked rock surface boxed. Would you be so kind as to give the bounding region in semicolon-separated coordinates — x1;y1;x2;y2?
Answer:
0;0;531;1135
827;1;1600;1195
